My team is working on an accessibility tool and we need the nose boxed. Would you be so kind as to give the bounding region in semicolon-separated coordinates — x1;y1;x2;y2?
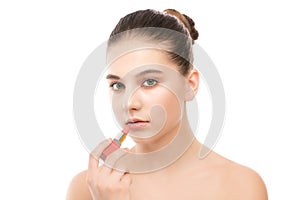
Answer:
126;91;142;112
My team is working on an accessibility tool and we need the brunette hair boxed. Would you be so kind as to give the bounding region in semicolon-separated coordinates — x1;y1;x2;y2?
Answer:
108;9;199;76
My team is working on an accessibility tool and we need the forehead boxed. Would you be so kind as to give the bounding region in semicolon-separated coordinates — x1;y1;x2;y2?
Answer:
106;49;179;77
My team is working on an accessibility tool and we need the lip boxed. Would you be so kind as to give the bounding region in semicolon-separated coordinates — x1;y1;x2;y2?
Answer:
126;118;150;129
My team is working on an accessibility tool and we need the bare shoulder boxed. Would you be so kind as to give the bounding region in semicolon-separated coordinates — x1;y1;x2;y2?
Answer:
226;161;268;200
66;170;92;200
210;154;268;200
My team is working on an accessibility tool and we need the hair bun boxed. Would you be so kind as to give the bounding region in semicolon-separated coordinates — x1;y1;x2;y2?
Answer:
164;9;199;42
182;14;199;41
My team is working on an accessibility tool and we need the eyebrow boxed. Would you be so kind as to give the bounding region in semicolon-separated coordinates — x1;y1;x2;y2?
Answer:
106;69;163;79
106;74;120;80
135;69;163;77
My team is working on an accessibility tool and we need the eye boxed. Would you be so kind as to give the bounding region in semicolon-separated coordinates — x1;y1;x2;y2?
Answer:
142;79;158;87
110;82;125;91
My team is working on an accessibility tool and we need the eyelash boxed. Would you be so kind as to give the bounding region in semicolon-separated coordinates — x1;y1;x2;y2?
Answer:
109;81;125;91
109;79;158;91
142;79;158;87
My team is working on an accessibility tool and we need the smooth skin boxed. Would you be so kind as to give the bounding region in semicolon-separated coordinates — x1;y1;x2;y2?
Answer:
67;49;268;200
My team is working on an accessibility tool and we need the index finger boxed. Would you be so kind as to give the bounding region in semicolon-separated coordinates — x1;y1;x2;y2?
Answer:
88;153;100;174
88;139;111;172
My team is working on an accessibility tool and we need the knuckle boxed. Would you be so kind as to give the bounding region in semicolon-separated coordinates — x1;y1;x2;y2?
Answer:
86;176;94;185
96;182;105;192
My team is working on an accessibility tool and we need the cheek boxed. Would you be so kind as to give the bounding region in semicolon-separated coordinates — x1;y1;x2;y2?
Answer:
165;93;182;121
144;88;182;120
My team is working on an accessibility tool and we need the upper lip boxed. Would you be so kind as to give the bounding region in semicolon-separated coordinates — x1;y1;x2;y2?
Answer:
126;118;149;124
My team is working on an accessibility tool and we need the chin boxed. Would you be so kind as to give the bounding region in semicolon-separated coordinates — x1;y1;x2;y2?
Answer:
130;133;161;144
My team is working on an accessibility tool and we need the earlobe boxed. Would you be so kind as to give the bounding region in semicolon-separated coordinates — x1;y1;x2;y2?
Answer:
185;69;200;101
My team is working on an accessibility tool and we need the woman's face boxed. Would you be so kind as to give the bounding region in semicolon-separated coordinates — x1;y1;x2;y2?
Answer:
106;49;193;144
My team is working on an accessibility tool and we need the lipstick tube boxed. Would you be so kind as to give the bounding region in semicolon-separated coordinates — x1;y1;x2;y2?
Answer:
100;126;129;161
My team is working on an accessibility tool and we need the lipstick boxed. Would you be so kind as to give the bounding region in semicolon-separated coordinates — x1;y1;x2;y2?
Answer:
100;125;129;161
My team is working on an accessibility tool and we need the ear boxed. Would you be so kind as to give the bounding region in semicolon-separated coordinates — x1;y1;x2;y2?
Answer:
185;69;200;101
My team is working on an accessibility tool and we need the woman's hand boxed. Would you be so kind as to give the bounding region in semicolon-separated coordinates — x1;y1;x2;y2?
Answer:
86;140;132;200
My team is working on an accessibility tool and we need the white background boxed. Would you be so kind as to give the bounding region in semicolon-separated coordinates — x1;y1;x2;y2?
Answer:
0;0;299;199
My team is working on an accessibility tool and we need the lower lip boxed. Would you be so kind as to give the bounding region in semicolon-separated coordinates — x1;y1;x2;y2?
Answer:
127;122;149;129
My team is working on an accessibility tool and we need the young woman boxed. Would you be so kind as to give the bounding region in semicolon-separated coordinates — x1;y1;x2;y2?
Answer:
67;9;268;200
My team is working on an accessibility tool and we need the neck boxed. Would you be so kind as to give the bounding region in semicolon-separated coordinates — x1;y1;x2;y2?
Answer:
164;138;202;172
